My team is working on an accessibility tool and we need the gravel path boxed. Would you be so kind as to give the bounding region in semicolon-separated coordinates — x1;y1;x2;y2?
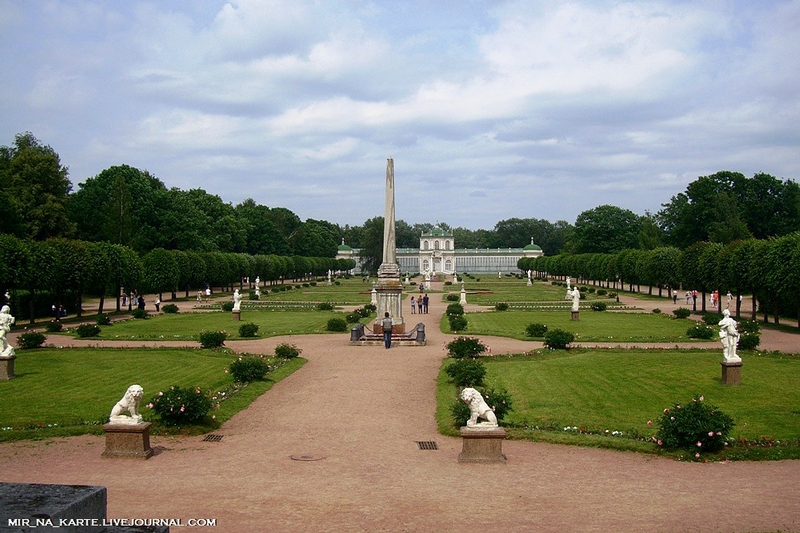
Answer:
1;286;799;532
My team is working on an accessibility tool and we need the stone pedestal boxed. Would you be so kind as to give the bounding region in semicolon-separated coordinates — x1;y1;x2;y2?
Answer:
232;310;241;321
571;311;579;321
102;422;154;459
720;360;743;385
458;426;507;463
0;354;16;380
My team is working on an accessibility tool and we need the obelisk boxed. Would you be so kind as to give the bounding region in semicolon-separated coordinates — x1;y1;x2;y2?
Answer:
375;157;404;333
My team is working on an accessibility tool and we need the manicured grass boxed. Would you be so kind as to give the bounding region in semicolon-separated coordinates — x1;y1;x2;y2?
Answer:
437;349;800;460
0;347;305;441
444;309;711;342
443;280;612;304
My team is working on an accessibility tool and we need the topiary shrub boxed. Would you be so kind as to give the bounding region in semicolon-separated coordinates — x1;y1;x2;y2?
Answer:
326;317;348;332
229;355;270;382
703;313;722;326
738;332;760;350
238;322;259;338
446;336;487;359
448;315;468;333
17;331;46;349
525;323;548;337
673;307;692;319
96;314;112;326
162;303;179;314
445;358;486;387
363;303;376;313
656;394;734;456
446;293;459;301
446;303;464;316
597;289;607;296
131;308;149;319
316;302;334;311
494;302;509;311
590;302;607;312
357;307;372;318
148;385;213;426
544;328;574;349
652;308;661;314
199;330;228;348
687;322;714;339
275;343;302;359
221;301;234;312
346;312;362;324
45;320;63;332
75;323;101;338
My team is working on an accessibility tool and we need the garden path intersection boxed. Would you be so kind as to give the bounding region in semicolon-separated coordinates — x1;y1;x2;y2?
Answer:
1;289;799;532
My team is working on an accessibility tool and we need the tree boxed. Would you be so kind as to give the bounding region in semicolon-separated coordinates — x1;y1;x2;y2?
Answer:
0;132;75;239
359;217;385;275
570;205;643;254
142;248;180;296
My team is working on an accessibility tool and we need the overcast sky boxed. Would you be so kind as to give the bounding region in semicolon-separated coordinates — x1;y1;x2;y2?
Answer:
2;1;798;230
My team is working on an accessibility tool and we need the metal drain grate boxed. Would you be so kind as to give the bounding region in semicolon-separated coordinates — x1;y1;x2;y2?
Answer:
203;434;224;442
416;441;438;450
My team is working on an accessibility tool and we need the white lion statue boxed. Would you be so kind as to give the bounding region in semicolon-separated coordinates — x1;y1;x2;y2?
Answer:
460;387;498;428
109;384;144;424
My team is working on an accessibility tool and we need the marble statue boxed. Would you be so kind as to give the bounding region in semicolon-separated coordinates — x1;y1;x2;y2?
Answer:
0;305;15;358
527;269;532;286
566;276;571;289
566;287;580;312
718;309;741;362
232;289;242;312
460;387;498;428
109;384;144;424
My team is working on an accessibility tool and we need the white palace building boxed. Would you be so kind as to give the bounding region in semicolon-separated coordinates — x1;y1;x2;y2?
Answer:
337;227;544;275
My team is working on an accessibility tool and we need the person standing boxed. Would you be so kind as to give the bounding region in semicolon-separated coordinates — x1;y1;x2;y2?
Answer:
410;296;416;314
137;294;145;310
417;296;423;314
423;293;429;314
155;294;161;312
381;312;393;349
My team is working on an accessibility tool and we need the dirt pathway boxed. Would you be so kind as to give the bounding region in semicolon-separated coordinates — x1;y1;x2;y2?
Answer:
1;288;799;532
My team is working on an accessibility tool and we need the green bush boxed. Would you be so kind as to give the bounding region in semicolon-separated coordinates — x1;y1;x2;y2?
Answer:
673;307;692;319
544;328;574;349
229;355;270;382
686;322;714;339
608;292;617;298
738;332;760;350
199;330;228;348
17;331;46;349
148;385;213;426
363;303;376;313
326;317;348;332
356;307;372;318
345;312;362;324
446;293;459;302
450;386;513;428
162;303;179;314
738;319;760;334
316;302;334;311
446;336;487;359
275;343;302;359
221;301;234;312
448;315;468;333
702;313;722;326
238;322;259;338
131;308;149;319
597;289;607;296
656;394;734;455
75;323;101;338
590;302;607;312
44;320;63;332
494;302;509;311
446;303;464;316
652;308;661;314
525;323;548;337
96;314;112;326
445;359;486;387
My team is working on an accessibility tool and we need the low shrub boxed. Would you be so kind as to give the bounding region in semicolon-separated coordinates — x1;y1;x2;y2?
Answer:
17;331;46;349
444;281;452;286
673;307;692;319
446;336;487;359
738;332;760;351
249;291;259;300
494;302;509;311
525;323;548;337
446;293;459;301
544;328;574;349
446;303;465;316
199;330;228;348
148;385;213;426
238;322;259;338
656;394;734;455
738;319;760;334
597;289;607;296
162;303;179;314
96;314;112;326
229;355;270;382
131;308;149;319
590;302;607;312
220;301;234;312
75;323;101;338
45;320;63;332
346;312;362;324
326;317;348;332
608;292;617;299
275;343;302;359
445;358;486;387
357;307;372;318
448;315;468;332
652;308;661;314
687;322;714;339
363;303;376;313
702;313;722;326
316;302;334;311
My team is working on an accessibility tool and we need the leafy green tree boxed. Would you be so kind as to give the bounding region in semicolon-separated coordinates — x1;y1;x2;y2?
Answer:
359;216;385;275
142;248;180;297
0;132;75;239
291;219;338;257
570;205;643;254
0;234;29;298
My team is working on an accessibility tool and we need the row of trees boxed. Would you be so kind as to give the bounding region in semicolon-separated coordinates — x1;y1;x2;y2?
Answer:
0;234;356;323
518;233;800;325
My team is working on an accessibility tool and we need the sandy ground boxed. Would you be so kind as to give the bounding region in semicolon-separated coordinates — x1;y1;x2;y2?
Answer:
1;285;799;532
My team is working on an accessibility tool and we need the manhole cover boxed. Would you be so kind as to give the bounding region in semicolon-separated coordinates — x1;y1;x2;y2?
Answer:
416;441;438;450
290;454;325;461
203;434;224;442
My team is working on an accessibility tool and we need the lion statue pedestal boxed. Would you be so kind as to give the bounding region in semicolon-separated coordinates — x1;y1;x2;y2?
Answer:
102;384;153;460
458;426;507;463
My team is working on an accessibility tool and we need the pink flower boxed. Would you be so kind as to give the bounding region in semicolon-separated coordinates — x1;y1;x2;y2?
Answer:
657;440;663;446
709;431;714;437
158;391;164;396
146;403;154;409
700;395;704;401
696;441;702;447
647;420;652;426
695;452;700;458
180;405;185;412
716;432;722;436
664;408;670;413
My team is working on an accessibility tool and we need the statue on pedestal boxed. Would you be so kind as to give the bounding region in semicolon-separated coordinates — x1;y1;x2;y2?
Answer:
460;388;498;428
566;287;580;312
109;385;144;424
718;309;741;362
232;289;242;312
0;305;15;358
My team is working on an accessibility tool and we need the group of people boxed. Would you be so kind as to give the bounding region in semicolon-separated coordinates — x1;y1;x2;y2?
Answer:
409;294;429;314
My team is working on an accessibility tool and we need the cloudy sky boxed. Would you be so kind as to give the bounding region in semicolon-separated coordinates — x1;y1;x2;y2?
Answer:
2;1;799;230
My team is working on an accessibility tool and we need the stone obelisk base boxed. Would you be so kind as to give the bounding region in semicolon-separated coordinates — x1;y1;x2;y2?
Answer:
458;427;507;463
0;355;16;380
571;311;579;321
232;310;241;321
102;422;154;459
720;360;742;385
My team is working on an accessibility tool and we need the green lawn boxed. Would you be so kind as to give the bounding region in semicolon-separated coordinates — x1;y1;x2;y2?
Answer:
442;279;614;304
446;309;710;342
0;347;304;441
437;349;800;459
